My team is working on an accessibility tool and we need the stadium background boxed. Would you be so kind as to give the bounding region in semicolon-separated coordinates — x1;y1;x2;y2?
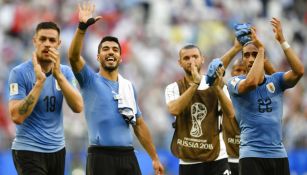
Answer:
0;0;306;174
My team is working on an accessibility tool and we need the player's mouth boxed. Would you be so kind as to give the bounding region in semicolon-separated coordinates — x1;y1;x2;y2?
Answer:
106;56;116;63
248;63;253;69
42;50;49;56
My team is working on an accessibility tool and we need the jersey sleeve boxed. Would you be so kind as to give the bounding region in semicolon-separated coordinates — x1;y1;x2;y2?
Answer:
227;76;244;95
273;72;288;91
8;68;27;101
62;65;78;89
73;64;95;88
165;82;179;104
132;84;142;118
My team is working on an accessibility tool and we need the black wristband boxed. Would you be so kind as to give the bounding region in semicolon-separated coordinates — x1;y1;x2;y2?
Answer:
78;18;96;30
193;82;200;86
189;81;200;86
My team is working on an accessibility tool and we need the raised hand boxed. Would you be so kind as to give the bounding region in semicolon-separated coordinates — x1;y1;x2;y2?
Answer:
191;57;202;85
234;38;242;50
32;52;46;84
270;17;285;43
251;27;264;49
78;1;102;24
212;67;225;88
152;159;164;175
48;48;62;78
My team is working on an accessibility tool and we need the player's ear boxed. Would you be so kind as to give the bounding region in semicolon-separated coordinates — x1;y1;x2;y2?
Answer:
32;36;36;45
178;58;182;66
201;55;206;64
56;39;62;49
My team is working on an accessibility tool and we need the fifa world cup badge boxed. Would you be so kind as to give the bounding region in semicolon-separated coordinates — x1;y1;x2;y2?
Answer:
10;83;19;96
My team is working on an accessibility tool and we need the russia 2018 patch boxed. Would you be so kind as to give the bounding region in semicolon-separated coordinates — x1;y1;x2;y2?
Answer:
10;83;19;96
230;77;240;88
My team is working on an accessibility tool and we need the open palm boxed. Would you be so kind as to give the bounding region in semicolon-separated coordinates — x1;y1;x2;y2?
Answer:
32;52;46;83
78;2;101;23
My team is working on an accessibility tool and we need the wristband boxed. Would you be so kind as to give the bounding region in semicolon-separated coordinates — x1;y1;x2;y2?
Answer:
189;82;199;87
281;41;290;50
193;82;200;86
78;18;96;30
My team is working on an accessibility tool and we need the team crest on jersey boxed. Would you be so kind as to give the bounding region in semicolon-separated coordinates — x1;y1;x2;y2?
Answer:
10;83;18;96
266;82;275;93
55;80;61;91
72;78;78;88
230;77;240;88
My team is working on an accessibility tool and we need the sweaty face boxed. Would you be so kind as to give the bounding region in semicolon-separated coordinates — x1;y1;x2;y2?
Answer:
97;41;121;72
242;44;258;73
33;29;60;63
179;48;204;75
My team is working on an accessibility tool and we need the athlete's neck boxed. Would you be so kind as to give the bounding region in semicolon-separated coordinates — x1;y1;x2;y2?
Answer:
99;69;118;81
38;61;53;73
185;74;196;84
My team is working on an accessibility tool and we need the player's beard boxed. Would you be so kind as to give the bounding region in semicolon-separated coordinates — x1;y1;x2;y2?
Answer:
184;69;192;76
101;61;120;72
183;66;200;76
38;51;53;64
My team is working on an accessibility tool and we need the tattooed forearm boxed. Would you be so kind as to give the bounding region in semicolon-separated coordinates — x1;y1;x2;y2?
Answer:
18;95;35;115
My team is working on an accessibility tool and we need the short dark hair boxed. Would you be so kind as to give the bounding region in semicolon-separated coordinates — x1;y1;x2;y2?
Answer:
179;44;202;58
35;22;60;35
98;36;121;54
241;42;257;59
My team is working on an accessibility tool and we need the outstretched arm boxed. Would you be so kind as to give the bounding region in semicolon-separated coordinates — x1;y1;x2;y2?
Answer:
68;2;101;73
9;53;46;124
221;38;242;69
133;117;164;175
271;17;304;87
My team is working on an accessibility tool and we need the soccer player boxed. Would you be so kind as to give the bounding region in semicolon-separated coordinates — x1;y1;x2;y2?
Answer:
227;18;304;175
222;52;276;175
165;40;240;174
8;21;83;175
67;2;164;175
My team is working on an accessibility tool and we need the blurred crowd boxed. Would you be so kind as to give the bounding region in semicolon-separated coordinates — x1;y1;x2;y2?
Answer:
0;0;307;173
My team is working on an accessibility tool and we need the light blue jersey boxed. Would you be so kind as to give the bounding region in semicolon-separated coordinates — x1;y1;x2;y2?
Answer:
227;72;290;158
9;60;77;153
74;64;141;146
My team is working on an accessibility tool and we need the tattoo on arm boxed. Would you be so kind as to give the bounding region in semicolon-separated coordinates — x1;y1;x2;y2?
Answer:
18;95;35;115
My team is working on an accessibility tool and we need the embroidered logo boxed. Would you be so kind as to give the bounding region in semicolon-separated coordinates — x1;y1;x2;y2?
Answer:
266;82;275;93
10;83;18;95
10;83;18;96
230;77;240;88
190;102;207;137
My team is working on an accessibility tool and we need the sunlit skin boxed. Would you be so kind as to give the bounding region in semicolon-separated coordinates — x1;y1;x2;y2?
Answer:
179;48;204;76
32;29;61;66
242;43;259;74
97;41;122;72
